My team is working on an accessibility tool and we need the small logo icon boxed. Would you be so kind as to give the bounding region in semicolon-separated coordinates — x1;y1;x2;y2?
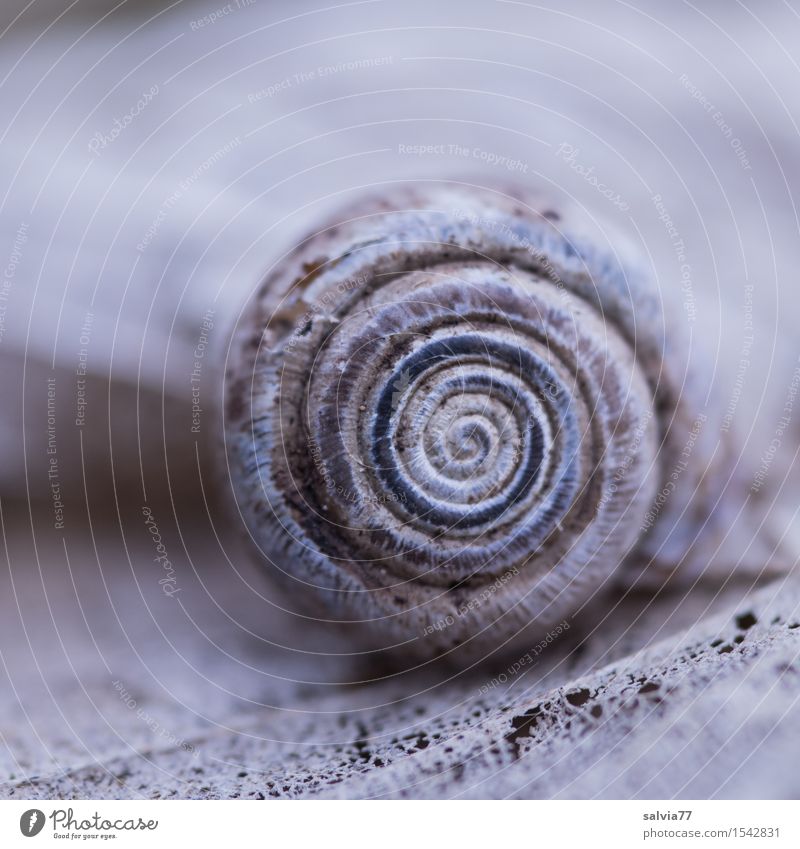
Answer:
390;369;411;411
20;809;45;837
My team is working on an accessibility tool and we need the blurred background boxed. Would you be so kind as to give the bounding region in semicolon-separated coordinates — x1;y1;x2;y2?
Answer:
1;0;799;798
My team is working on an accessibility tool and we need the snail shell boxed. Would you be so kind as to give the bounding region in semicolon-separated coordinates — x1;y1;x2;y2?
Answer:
225;183;714;660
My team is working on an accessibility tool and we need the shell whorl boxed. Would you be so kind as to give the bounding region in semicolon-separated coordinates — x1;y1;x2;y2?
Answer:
226;183;700;659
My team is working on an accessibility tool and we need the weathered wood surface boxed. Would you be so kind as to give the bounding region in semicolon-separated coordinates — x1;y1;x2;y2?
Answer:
1;0;799;798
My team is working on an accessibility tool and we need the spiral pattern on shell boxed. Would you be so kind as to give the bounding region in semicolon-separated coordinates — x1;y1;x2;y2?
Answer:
225;183;709;660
